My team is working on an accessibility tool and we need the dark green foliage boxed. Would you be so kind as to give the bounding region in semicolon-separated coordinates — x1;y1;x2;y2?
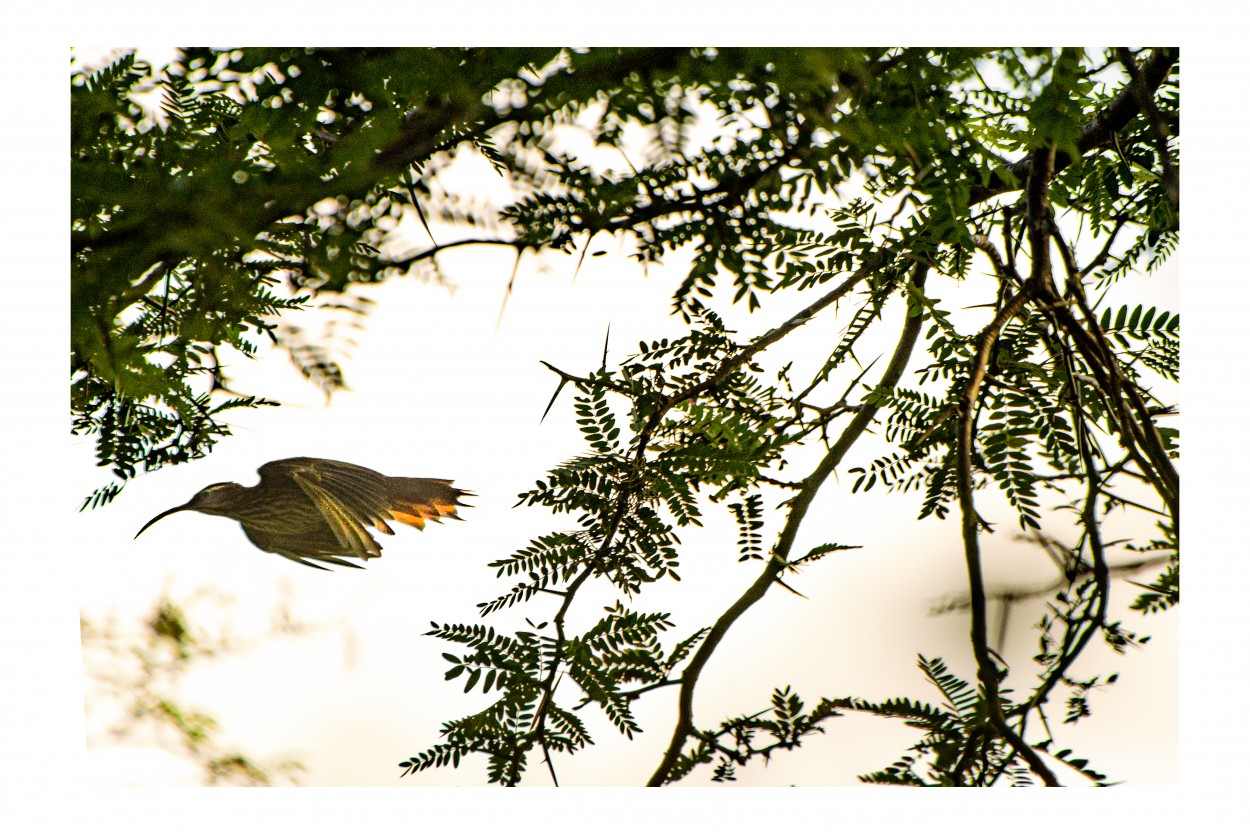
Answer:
1127;523;1179;614
72;46;586;504
402;606;709;783
1098;304;1179;337
837;656;1007;786
728;494;765;561
408;308;813;783
837;655;1110;787
1095;304;1180;384
660;686;844;785
77;47;1179;786
980;400;1044;529
1129;561;1179;615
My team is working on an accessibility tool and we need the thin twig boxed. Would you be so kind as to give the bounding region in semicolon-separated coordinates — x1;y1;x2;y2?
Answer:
388;237;522;272
1021;359;1114;715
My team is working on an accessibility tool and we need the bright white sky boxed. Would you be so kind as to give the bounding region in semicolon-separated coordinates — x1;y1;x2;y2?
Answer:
2;16;1243;834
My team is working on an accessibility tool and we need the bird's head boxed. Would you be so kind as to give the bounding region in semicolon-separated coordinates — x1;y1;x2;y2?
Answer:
134;482;247;539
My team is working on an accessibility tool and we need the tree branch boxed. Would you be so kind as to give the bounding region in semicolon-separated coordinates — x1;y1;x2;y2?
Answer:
1041;219;1179;519
647;260;930;786
1115;47;1179;210
388;238;524;271
967;47;1178;208
954;142;1060;787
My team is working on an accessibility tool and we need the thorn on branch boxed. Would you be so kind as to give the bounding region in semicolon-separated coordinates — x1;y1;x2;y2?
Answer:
773;577;808;599
539;360;634;397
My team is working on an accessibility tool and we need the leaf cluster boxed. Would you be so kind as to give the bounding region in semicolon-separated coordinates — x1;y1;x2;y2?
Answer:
663;686;844;784
839;656;1110;786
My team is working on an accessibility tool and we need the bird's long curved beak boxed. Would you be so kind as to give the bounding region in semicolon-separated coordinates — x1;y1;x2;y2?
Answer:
134;503;193;539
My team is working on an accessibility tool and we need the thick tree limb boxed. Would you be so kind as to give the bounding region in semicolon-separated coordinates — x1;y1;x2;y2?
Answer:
1115;47;1179;209
968;47;1178;208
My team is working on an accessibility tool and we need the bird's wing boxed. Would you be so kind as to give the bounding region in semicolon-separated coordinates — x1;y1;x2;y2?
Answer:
241;523;366;570
284;552;367;571
260;458;395;560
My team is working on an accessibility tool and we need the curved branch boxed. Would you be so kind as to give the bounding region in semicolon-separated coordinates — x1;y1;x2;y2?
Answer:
647;260;931;786
955;144;1060;787
388;237;524;271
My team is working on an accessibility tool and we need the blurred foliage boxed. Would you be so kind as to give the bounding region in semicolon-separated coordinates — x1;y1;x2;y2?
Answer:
80;590;324;785
74;47;1178;786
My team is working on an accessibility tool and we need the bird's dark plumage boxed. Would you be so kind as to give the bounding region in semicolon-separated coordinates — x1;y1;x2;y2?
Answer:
135;457;471;570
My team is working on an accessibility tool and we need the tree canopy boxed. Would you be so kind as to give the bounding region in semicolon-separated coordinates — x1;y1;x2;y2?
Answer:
71;47;1179;786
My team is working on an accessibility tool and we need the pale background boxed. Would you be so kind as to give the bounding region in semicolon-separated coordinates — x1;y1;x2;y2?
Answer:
2;9;1241;834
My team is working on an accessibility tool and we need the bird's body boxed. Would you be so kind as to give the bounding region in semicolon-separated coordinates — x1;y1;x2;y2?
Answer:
135;457;471;570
